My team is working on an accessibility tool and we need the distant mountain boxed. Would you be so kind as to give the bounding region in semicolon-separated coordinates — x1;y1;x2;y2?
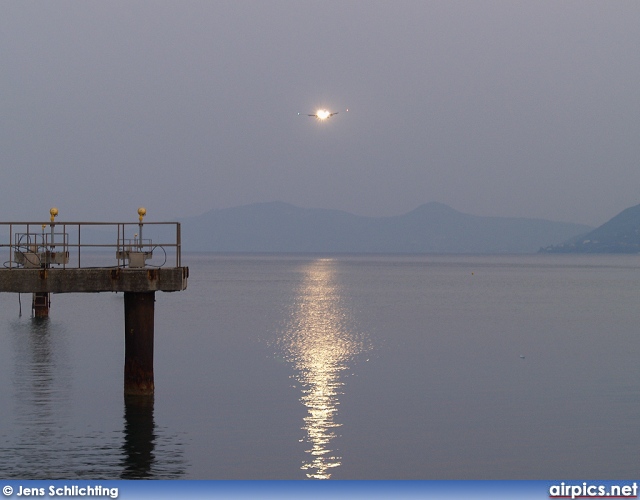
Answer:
541;203;640;253
179;202;592;254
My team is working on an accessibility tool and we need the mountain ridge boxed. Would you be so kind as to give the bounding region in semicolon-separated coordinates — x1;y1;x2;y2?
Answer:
179;202;592;254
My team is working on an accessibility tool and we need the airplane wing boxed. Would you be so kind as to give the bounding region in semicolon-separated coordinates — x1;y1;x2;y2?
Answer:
299;110;339;118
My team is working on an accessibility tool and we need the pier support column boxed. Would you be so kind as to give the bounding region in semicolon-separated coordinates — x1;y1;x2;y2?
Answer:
124;291;155;396
32;292;50;318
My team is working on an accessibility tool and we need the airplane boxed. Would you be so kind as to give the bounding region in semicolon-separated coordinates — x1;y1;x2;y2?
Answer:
298;109;339;120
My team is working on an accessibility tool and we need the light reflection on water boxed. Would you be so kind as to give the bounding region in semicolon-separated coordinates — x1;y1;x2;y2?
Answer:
278;259;371;479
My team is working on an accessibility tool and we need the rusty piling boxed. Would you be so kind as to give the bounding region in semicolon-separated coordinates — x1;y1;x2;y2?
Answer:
32;292;50;318
124;291;155;396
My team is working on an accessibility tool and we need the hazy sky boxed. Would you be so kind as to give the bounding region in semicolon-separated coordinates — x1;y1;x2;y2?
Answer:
2;1;639;226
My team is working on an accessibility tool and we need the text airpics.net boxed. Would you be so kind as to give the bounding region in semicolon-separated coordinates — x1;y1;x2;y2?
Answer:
549;482;638;499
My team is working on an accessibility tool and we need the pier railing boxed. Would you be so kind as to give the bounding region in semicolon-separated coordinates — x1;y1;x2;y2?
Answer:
0;221;182;270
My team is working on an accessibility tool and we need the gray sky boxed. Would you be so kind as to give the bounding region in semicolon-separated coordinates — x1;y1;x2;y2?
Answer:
2;1;639;226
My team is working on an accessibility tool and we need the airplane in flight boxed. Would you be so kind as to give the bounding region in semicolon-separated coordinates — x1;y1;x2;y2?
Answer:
298;109;342;120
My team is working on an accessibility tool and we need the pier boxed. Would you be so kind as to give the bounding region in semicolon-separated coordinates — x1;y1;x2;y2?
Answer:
0;208;188;396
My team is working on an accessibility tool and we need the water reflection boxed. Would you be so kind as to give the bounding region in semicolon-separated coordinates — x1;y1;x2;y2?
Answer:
11;318;69;411
1;317;185;479
119;396;187;479
279;259;370;479
4;317;73;477
121;396;157;478
121;394;189;478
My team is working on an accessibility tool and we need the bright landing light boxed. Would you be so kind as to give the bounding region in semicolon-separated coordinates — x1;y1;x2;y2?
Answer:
316;109;331;120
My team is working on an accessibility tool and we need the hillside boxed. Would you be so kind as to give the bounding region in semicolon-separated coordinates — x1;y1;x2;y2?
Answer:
179;202;591;254
541;203;640;253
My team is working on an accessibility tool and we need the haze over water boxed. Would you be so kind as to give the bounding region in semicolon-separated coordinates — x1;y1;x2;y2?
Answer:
1;253;639;479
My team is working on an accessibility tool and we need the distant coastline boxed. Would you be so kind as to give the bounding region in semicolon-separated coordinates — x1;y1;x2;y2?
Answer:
178;201;593;255
540;203;640;254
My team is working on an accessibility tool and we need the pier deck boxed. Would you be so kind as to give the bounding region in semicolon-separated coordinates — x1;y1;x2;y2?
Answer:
0;267;188;293
0;214;188;395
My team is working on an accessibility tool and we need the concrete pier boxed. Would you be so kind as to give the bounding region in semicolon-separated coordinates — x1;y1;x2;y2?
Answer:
0;215;187;396
0;267;188;294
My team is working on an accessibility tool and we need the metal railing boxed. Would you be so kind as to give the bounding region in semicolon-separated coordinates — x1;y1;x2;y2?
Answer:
1;222;182;269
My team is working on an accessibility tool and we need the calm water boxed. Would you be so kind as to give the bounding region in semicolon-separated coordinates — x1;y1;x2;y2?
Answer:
1;253;640;479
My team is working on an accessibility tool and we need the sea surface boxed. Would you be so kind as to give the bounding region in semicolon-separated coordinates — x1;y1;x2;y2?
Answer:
1;253;639;479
